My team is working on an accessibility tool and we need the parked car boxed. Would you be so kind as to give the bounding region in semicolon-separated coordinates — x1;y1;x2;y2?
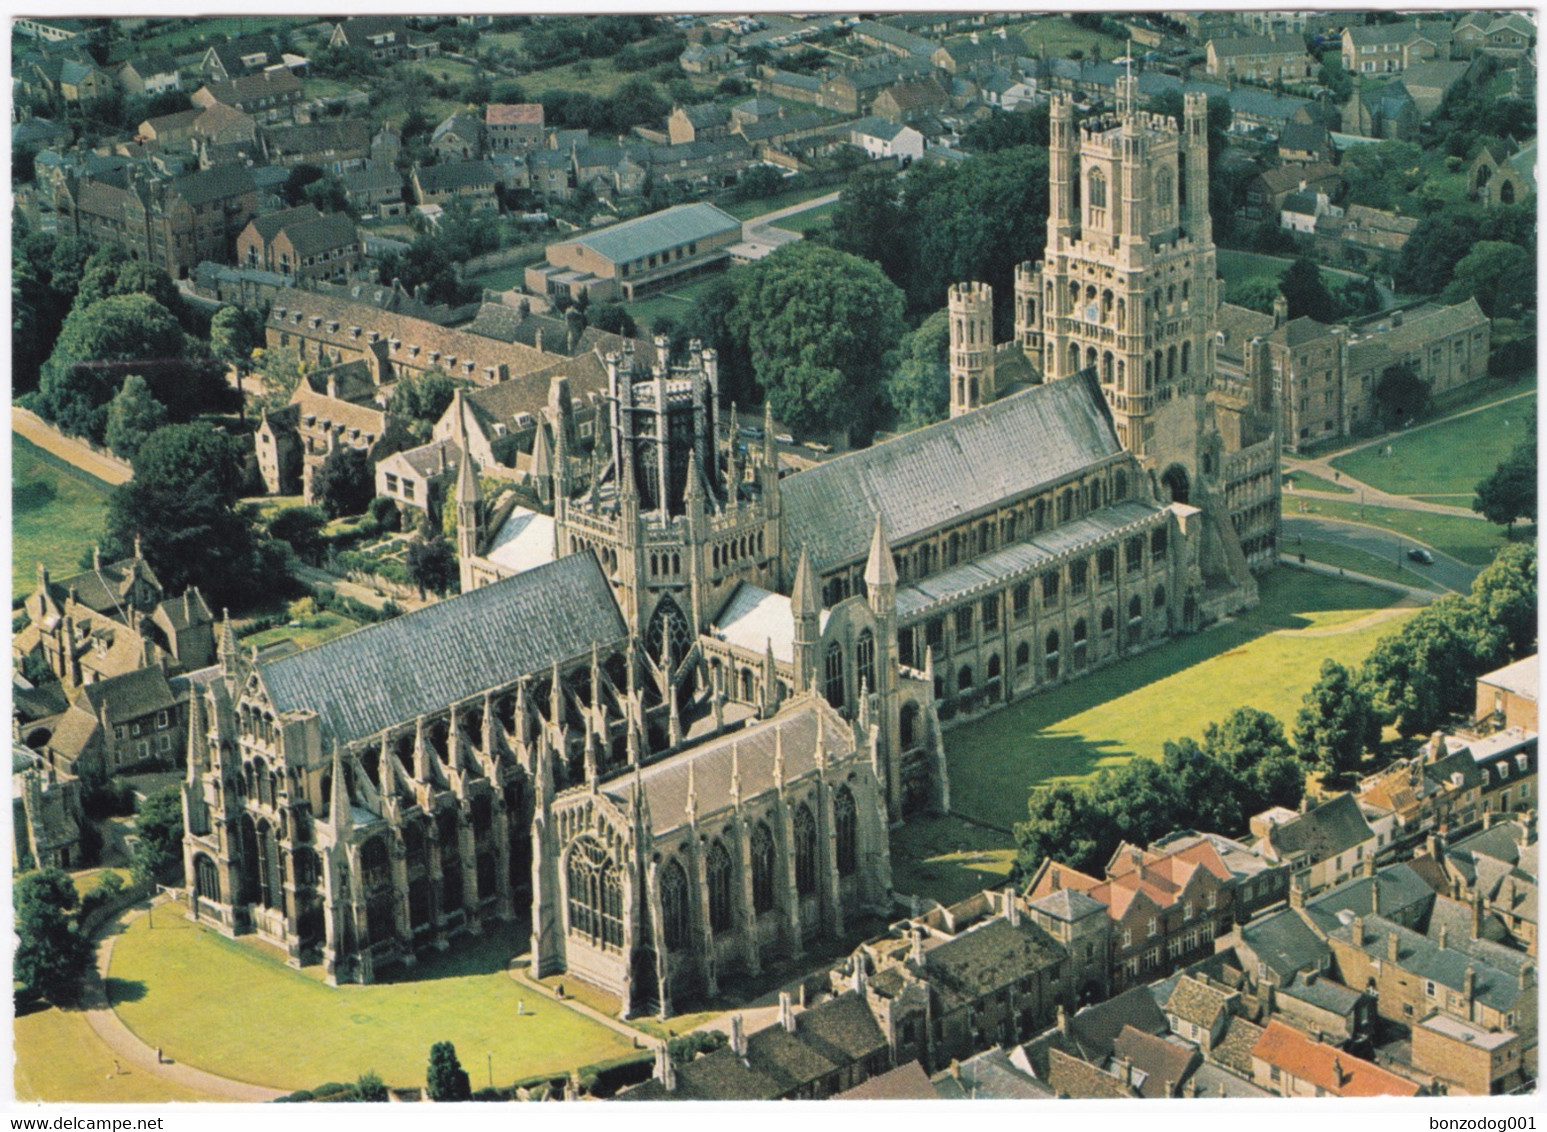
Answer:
1407;548;1435;565
775;432;794;445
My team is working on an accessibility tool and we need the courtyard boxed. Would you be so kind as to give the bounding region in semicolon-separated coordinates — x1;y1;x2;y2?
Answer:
100;908;639;1094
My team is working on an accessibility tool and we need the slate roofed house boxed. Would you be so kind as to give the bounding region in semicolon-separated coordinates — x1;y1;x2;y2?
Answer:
851;19;936;59
374;438;463;520
118;51;183;96
1341;20;1451;75
13;117;71;151
431;109;484;160
871;75;953;123
1109;1023;1201;1097
1250;1019;1422;1097
192;69;304;123
237;205;361;284
1206;34;1317;85
485;103;544;154
200;34;283;82
667;101;732;145
412;160;499;212
261;119;375;173
1278;118;1332;165
679;41;735;75
328;16;436;60
1253;793;1378;893
849;116;925;162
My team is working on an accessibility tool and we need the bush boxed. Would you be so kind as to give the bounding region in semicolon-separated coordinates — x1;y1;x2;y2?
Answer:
1489;335;1536;378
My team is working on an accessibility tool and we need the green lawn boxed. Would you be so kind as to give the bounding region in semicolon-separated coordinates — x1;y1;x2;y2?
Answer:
521;58;636;99
891;815;1017;908
244;612;363;652
106;911;637;1092
1217;250;1356;297
721;183;836;221
1017;15;1129;61
109;16;312;63
625;268;745;331
1330;394;1536;497
1291;498;1523;566
1290;538;1445;592
942;570;1415;832
13;433;112;596
401;57;481;84
1284;470;1353;495
771;201;837;235
15;1003;226;1103
467;265;534;292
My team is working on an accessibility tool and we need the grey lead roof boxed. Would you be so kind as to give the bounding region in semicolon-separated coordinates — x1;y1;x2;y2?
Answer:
782;372;1122;573
258;553;626;746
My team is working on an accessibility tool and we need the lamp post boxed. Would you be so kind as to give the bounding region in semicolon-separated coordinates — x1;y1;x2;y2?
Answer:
487;1051;493;1090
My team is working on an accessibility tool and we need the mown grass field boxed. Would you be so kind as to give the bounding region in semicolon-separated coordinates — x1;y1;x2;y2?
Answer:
1284;470;1353;495
770;201;837;235
1330;393;1536;498
13;433;112;596
244;612;363;652
624;268;745;331
940;570;1415;833
14;1004;226;1103
1016;15;1129;61
721;183;836;221
106;911;636;1092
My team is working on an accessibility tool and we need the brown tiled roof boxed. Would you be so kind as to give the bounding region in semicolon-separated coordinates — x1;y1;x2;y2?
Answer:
1111;1024;1200;1098
1165;974;1231;1029
1252;1019;1420;1097
1210;1015;1264;1076
291;386;388;439
197;68;301;107
837;1060;935;1099
1046;1047;1136;1099
78;666;178;724
487;102;543;126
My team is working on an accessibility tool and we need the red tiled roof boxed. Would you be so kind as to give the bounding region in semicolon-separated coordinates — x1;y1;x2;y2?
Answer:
1252;1020;1420;1097
486;102;543;126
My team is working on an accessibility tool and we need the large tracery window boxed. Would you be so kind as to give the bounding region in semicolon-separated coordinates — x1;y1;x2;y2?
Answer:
706;840;734;933
855;630;876;698
793;803;818;896
567;836;624;950
824;641;846;711
834;786;858;877
1088;167;1107;209
659;858;691;950
751;822;777;913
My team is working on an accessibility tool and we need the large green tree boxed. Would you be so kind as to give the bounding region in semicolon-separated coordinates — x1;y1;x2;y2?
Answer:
1443;240;1534;318
1470;540;1537;658
1277;257;1340;323
312;446;374;520
1360;597;1510;736
14;869;92;1006
729;242;906;440
823;163;909;285
73;248;185;320
103;374;169;462
388;368;459;444
883;309;951;430
210;304;266;378
426;1041;471;1101
1472;440;1536;535
1293;659;1382;775
129;787;185;888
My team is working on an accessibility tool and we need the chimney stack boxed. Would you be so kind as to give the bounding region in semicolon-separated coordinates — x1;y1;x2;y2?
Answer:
1005;886;1021;927
1386;932;1400;963
1437;923;1448;950
1351;916;1365;947
779;991;796;1033
730;1012;747;1056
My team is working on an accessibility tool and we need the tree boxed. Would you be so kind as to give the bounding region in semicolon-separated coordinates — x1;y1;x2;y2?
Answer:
1471;540;1536;658
129;787;185;887
587;302;636;339
102;424;266;606
1202;707;1295;774
729;242;906;440
210;305;266;377
426;1041;471;1101
251;346;309;413
1225;277;1280;314
1443;240;1534;319
1372;361;1431;427
388;368;458;443
38;294;188;442
352;1071;389;1102
267;506;329;566
74;250;185;320
734;164;785;202
1472;440;1535;535
1360;597;1509;737
883;309;951;430
1339;140;1423;210
1277;257;1339;323
1013;782;1115;878
681;274;755;406
1294;660;1382;775
406;538;456;598
313;446;374;520
823;163;909;286
103;374;168;462
960;107;1050;153
1395;212;1485;295
14;868;92;1006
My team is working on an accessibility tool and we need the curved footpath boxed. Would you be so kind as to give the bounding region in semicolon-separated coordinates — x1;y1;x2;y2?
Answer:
82;898;284;1103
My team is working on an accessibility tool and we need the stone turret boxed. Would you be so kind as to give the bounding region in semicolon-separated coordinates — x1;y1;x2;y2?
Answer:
948;281;996;417
791;546;820;692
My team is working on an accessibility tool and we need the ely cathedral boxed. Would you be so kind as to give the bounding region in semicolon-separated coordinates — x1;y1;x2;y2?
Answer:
181;83;1279;1015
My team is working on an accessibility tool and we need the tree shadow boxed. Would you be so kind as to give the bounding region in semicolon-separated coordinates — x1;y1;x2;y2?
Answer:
371;921;529;985
104;977;147;1005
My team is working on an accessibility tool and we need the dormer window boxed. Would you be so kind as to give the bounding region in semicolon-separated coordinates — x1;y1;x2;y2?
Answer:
350;326;362;338
310;316;322;328
327;320;340;332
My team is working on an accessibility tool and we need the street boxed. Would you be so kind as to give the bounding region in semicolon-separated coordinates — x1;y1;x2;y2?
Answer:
1282;516;1480;594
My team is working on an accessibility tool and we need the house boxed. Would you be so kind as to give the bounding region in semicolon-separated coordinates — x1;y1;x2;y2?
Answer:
1250;1020;1423;1097
15;17;88;42
1430;818;1538;956
485;103;544;154
118;51;182;96
261;119;375;173
1340;298;1490;417
200;34;283;82
237;205;360;284
679;42;735;75
191;70;304;124
1476;655;1537;733
1241;162;1340;223
1215;906;1333;989
1412;1013;1526;1096
1394;59;1472;119
871;76;953;124
760;68;823;106
12;117;71;152
849;116;925;162
1270;971;1377;1047
33;57;114;104
412;161;499;213
819;58;933;115
430;109;484;161
1343;80;1420;142
46;666;190;777
1253;793;1378;893
931;35;1019;77
525;202;743;303
1206;34;1316;85
328;16;437;61
375;439;463;522
1280;187;1338;233
341;161;406;218
1453;12;1535;59
666;102;731;146
285;373;409;507
1314;203;1420;272
1341;20;1452;75
1278;119;1332;165
14;765;85;871
978;70;1037;111
851;20;935;60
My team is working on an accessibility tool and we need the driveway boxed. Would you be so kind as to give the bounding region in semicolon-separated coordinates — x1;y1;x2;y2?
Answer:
1282;516;1479;593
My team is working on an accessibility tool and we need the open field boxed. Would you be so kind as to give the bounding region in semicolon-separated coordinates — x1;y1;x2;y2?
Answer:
1290;498;1522;566
401;57;481;84
1016;15;1128;61
108;16;312;63
13;433;112;596
625;268;745;330
244;611;363;652
1216;249;1375;299
1330;393;1536;497
891;815;1018;908
105;911;636;1092
770;201;837;235
942;570;1415;832
722;182;837;221
15;1004;226;1103
520;58;636;99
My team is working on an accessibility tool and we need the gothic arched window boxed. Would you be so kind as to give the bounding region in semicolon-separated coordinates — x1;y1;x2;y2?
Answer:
706;840;734;933
834;786;858;876
567;835;624;949
646;595;692;667
194;854;221;904
900;702;920;748
751;822;776;913
1088;167;1107;210
824;641;846;710
855;630;876;698
793;804;818;896
1045;631;1061;681
659;858;691;950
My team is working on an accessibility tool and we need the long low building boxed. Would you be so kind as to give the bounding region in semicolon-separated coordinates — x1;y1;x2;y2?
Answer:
525;201;743;303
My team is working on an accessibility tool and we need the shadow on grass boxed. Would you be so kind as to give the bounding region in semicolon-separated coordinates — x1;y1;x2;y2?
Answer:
371;921;529;985
890;815;1018;908
104;977;147;1005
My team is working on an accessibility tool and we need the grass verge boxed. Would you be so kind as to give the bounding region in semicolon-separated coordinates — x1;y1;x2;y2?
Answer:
13;433;112;596
1330;392;1536;497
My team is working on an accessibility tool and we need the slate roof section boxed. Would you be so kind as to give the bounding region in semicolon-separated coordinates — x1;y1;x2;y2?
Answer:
1302;862;1437;934
1279;971;1365;1016
782;371;1122;572
1264;792;1374;864
78;667;178;724
1068;985;1169;1061
1209;1015;1264;1077
174;164;257;206
604;697;851;835
1165;975;1232;1030
1238;908;1330;982
931;1048;1053;1099
1045;1047;1136;1099
257;553;626;745
416;160;498;192
566;202;741;266
1111;1024;1200;1097
1028;887;1108;922
1330;914;1533;1014
922;917;1067;1012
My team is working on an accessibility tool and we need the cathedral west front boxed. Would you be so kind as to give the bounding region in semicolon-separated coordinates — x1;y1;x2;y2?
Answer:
181;85;1281;1015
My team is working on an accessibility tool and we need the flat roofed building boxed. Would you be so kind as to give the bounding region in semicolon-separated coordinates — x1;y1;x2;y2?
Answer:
525;202;743;303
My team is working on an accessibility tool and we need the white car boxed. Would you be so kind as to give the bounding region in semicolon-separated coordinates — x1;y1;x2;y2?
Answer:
775;433;794;445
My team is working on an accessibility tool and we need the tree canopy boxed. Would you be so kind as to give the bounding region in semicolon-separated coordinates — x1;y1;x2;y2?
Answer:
103;374;169;462
1470;540;1536;658
1443;240;1534;319
14;868;91;1006
1360;596;1510;737
883;308;951;430
130;787;186;888
1277;257;1340;323
1293;659;1382;776
312;446;374;520
426;1041;471;1101
1472;439;1536;534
